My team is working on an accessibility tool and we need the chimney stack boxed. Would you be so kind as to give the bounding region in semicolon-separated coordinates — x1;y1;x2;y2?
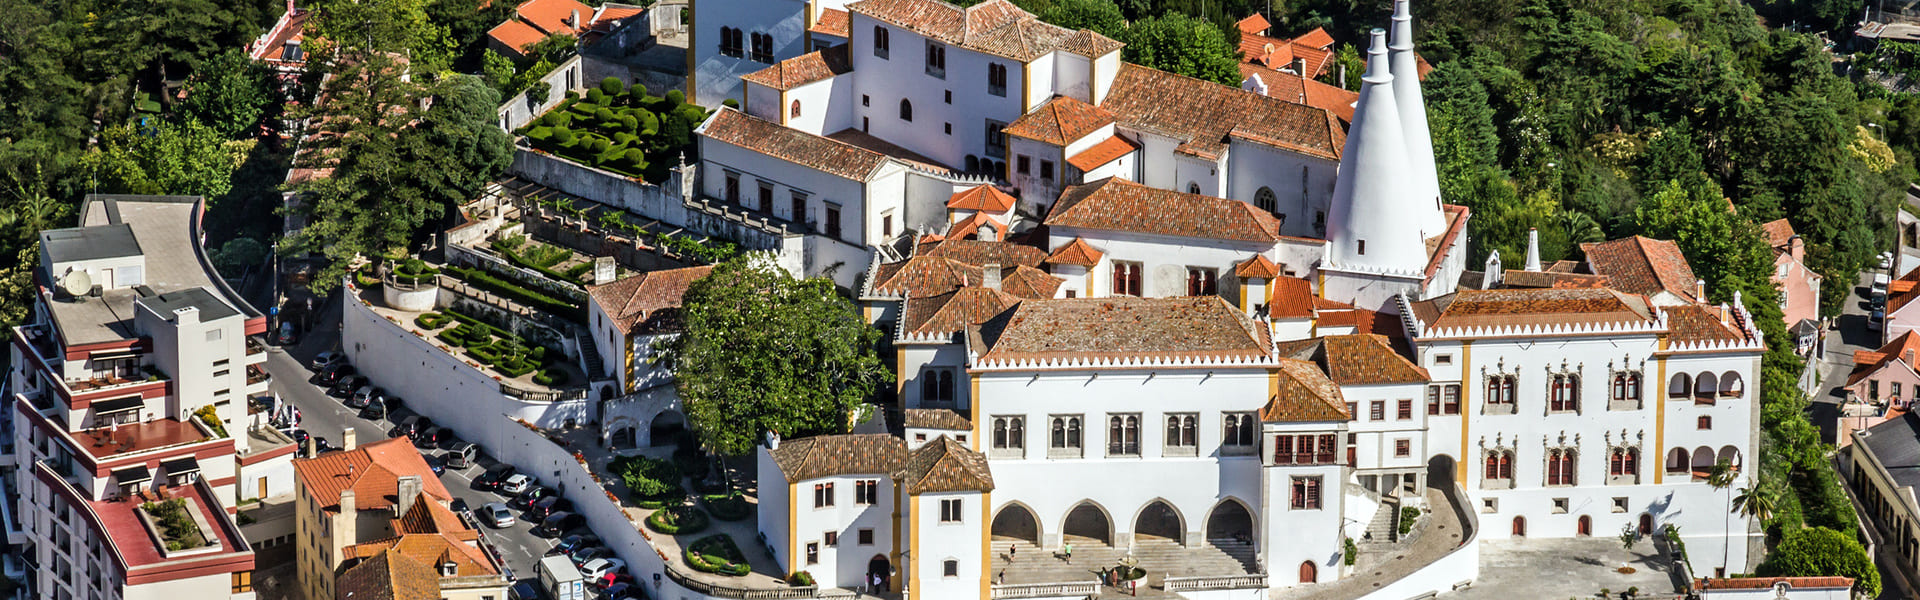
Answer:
337;490;358;545
1484;249;1504;288
395;475;423;518
569;9;580;29
1524;228;1541;272
304;436;316;457
1790;235;1805;262
1696;279;1707;302
983;264;1002;290
1322;29;1425;273
343;428;357;451
1390;0;1448;238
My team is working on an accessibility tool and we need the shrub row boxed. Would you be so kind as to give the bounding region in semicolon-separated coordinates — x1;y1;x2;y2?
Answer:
445;267;583;323
702;492;752;522
610;455;683;504
684;535;751;577
415;313;453;329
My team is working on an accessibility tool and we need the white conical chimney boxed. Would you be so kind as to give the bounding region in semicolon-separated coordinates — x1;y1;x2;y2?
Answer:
1390;0;1447;239
1325;29;1425;274
1524;228;1541;272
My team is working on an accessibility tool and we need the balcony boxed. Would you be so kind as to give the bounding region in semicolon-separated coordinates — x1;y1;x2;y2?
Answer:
244;336;267;365
243;365;271;394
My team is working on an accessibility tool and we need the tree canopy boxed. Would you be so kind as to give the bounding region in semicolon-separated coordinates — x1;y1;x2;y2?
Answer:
1756;527;1881;597
656;258;888;456
1118;13;1242;86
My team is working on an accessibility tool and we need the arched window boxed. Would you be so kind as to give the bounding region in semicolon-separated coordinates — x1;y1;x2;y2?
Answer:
1719;371;1744;398
1693;372;1718;404
1187;182;1201;195
1105;415;1138;455
1051;417;1066;448
965;155;980;173
1223;414;1255;447
1669;373;1692;399
1008;417;1024;447
1717;445;1741;470
1483;449;1513;488
790;99;801;119
1549;374;1580;412
873;26;890;58
920;376;936;404
899;99;913;122
1181;416;1196;447
937;371;954;404
1609;447;1640;483
993;419;1008;449
1486;375;1516;413
1255;187;1277;215
1666;448;1689;473
1546;448;1577;486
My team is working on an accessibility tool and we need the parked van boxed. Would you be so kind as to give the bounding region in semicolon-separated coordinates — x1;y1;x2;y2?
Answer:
414;426;448;448
444;442;478;469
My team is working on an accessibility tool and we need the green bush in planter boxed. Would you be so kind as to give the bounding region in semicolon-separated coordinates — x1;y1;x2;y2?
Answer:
787;571;814;586
645;505;710;535
684;535;751;576
526;126;552;141
551;127;576;145
414;313;452;330
611;455;682;501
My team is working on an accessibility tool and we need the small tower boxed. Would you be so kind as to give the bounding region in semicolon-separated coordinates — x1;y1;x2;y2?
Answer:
1390;0;1448;239
1524;228;1542;272
1325;29;1425;275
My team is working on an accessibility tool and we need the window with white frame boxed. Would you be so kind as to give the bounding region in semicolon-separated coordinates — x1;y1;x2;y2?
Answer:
939;498;963;523
1164;414;1197;456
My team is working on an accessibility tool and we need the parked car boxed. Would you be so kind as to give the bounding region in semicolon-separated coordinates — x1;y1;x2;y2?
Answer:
476;464;517;490
344;386;379;409
509;581;545;600
290;429;310;447
414;426;448;449
508;485;554;509
311;351;346;370
579;558;626;581
535;512;585;537
450;498;471;519
530;496;573;520
482;502;515;528
501;474;535;495
444;442;478;470
568;546;612;567
314;437;334;453
1873;273;1892;298
360;395;398;420
600;582;636;599
424;453;445;475
1882;252;1896;271
329;375;368;397
277;321;298;345
316;364;355;385
551;533;601;555
395;415;434;439
1872;309;1887;331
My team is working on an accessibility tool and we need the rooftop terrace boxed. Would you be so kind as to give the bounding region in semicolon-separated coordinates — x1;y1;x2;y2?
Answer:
74;418;216;460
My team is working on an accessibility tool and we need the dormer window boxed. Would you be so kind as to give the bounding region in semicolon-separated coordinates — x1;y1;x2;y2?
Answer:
440;562;458;576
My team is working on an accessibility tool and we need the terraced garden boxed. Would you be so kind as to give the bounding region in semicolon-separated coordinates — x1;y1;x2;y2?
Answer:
517;77;710;183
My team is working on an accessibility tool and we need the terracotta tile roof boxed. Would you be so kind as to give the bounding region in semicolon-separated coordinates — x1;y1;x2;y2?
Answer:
811;8;851;37
1579;236;1699;303
947;185;1016;212
517;0;593;34
1236;14;1270;36
897;436;994;494
872;256;983;297
1275;334;1427;384
1316;306;1402;337
1237;62;1358;123
1268;277;1314;318
901;287;1021;336
1293;27;1334;49
586;265;715;336
1546;260;1581;273
253;10;311;62
1498;270;1610;289
1235;255;1281;279
487;19;549;54
767;434;906;481
591;6;644;29
295;437;454;513
1048;177;1284;242
1662;304;1750;345
1761;218;1796;249
1045;237;1104;267
973;296;1271;363
1695;576;1853;591
1260;358;1350;422
998;265;1063;299
903;408;972;430
1066;135;1137;172
920;238;1048;268
1891;265;1920;315
1410;288;1657;332
335;548;442;600
1848;331;1920;387
1104;64;1343;161
741;45;853;91
1003;96;1114;146
943;212;1006;241
345;533;497;576
846;0;1120;61
700;109;889;180
1238;32;1289;67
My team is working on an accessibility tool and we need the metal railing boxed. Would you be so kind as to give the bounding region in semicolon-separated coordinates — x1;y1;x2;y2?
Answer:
663;564;817;599
990;581;1100;599
1162;574;1267;592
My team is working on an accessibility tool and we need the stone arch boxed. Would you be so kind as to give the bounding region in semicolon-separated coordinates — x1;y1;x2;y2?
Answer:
1427;454;1458;491
1719;371;1744;398
650;409;687;447
1666;448;1688;473
1062;501;1113;546
991;501;1042;545
1204;498;1256;544
1669;373;1692;398
1691;446;1716;473
1693;372;1718;400
1717;445;1742;470
1131;499;1185;545
605;415;640;450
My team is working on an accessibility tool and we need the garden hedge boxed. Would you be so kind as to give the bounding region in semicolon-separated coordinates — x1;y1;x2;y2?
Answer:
702;492;752;521
644;505;711;535
685;535;751;576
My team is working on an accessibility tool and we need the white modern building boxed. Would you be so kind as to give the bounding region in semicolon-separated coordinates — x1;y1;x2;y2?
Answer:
4;195;294;600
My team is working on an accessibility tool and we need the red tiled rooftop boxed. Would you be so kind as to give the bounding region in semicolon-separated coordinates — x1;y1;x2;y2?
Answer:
947;185;1016;213
295;436;455;513
88;482;250;571
810;8;850;38
517;0;593;34
1066;135;1137;172
488;19;549;54
76;419;212;459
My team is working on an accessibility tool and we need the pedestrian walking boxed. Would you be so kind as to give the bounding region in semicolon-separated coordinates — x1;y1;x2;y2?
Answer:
1064;542;1073;563
1009;544;1017;562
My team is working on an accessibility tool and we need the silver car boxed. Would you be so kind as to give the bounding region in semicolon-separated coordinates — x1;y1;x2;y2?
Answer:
483;502;515;528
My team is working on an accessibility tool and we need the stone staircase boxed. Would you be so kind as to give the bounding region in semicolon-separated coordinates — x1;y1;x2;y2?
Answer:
1360;497;1402;546
575;329;609;383
990;536;1258;596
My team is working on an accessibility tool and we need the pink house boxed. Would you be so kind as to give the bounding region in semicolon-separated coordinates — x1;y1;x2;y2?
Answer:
1847;331;1920;408
1762;219;1822;342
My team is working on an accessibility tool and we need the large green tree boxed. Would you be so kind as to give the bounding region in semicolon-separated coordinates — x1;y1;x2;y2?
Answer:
83;120;251;198
1119;13;1241;86
177;49;276;138
1756;527;1880;597
656;258;888;456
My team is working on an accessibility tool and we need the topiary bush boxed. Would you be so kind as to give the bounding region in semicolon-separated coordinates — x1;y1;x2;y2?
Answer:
645;505;711;535
685;535;751;576
666;89;685;107
702;492;752;521
415;313;452;330
586;88;608;104
787;571;814;586
551;127;576;146
601;76;624;95
610;455;683;504
533;368;569;386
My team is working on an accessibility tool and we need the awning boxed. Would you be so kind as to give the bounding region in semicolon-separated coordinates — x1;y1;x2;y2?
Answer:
159;457;200;476
93;396;144;415
111;465;151;485
87;350;140;362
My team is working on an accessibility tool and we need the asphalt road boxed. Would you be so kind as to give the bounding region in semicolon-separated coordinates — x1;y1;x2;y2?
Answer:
262;295;557;583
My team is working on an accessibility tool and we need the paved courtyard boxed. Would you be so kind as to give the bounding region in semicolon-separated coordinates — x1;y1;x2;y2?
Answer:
1444;538;1684;599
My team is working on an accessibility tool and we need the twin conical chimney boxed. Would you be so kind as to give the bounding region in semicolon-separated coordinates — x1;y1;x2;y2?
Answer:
1391;0;1447;239
1324;29;1427;273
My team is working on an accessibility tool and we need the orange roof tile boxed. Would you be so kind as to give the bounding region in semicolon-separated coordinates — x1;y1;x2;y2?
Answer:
1761;218;1796;249
768;434;906;481
1663;304;1751;345
345;533;497;577
1003;96;1114;146
973;296;1271;364
1409;288;1658;332
810;8;850;37
847;0;1121;61
702;109;889;180
1066;135;1137;172
871;256;982;298
897;436;994;494
741;45;852;91
946;185;1016;212
1293;27;1334;49
1239;32;1290;67
1104;64;1343;161
586;265;715;336
944;211;1005;241
1890;265;1920;315
1261;358;1350;422
487;19;549;54
1237;62;1358;123
1895;280;1916;294
336;548;442;600
901;287;1021;336
517;0;593;34
1048;178;1284;242
919;238;1048;268
1268;277;1314;319
1045;237;1104;267
1235;255;1281;279
1848;331;1920;387
294;437;454;513
1295;334;1428;384
1315;306;1401;337
1580;236;1700;303
997;265;1063;299
1236;13;1270;36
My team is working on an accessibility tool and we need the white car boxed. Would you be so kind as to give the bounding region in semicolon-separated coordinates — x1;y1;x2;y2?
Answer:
501;474;535;495
482;502;515;528
580;558;627;580
311;351;346;370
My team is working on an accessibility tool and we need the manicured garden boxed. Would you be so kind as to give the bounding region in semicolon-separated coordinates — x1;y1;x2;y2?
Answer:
443;265;583;322
610;454;683;509
684;534;752;577
141;498;208;551
415;309;570;386
701;491;751;521
645;504;711;535
493;233;594;285
516;77;710;183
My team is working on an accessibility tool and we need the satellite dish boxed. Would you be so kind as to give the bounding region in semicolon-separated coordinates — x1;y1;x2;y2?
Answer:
61;270;93;298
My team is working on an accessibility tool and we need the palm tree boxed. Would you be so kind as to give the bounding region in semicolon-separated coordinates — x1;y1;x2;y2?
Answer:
1730;476;1779;570
1707;459;1737;574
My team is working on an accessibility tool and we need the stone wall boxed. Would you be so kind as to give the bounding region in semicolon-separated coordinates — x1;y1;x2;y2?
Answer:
496;56;586;133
